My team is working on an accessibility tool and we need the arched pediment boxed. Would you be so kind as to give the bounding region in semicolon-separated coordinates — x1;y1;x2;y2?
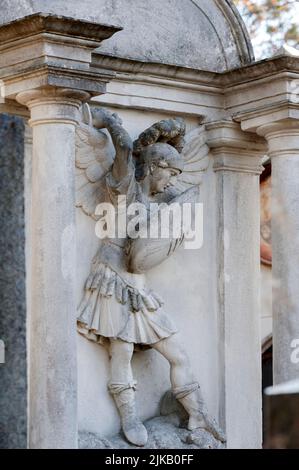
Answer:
0;0;253;72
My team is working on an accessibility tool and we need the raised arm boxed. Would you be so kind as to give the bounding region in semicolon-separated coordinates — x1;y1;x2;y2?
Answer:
92;107;134;182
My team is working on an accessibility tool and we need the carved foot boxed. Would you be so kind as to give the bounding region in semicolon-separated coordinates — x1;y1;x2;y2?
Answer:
188;413;226;443
109;385;148;447
121;418;148;447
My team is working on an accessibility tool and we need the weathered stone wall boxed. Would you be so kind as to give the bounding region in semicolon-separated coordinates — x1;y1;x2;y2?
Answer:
0;1;265;449
0;0;253;72
0;114;27;449
76;107;219;438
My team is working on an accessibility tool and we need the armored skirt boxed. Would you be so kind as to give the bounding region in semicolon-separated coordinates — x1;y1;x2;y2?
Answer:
77;241;177;346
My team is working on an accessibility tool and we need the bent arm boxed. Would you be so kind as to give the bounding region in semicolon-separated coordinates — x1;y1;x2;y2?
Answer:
92;107;134;183
107;118;134;181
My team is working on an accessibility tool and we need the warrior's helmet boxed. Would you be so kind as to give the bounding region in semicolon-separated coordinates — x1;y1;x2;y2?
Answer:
133;118;186;178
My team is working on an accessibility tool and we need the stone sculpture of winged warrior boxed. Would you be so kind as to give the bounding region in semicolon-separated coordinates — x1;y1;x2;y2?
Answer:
75;104;225;447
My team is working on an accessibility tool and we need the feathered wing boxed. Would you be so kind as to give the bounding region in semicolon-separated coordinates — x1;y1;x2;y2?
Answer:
155;125;210;203
175;125;210;194
75;106;115;219
75;117;209;217
127;126;210;273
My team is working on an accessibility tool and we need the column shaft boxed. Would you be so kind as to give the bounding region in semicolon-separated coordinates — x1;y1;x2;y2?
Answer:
215;165;262;448
30;120;77;448
17;89;87;448
260;122;299;384
207;121;265;448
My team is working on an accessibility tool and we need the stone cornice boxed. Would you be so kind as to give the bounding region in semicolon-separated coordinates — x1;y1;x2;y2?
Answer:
225;57;299;131
233;102;299;133
91;53;224;119
206;120;266;175
0;13;122;46
1;64;114;100
92;53;299;89
224;55;299;87
0;14;121;114
91;52;299;120
91;53;222;88
0;14;298;123
0;15;121;77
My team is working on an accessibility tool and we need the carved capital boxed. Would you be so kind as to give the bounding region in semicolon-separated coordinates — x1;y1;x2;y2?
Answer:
206;120;266;175
235;102;299;134
212;154;264;175
225;55;299;134
257;118;299;158
0;14;120;112
17;87;90;127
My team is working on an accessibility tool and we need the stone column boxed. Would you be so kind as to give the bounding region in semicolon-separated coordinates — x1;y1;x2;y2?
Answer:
257;119;299;385
17;87;89;449
0;12;120;449
207;121;266;449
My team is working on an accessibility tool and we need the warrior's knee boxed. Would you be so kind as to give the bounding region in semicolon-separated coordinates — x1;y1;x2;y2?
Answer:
109;339;134;364
169;347;189;368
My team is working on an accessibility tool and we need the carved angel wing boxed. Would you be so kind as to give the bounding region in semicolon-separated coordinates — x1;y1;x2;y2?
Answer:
155;125;210;203
75;104;115;219
175;125;209;193
127;126;209;273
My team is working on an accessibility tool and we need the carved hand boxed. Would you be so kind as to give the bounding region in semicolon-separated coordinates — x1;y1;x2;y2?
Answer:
92;107;123;129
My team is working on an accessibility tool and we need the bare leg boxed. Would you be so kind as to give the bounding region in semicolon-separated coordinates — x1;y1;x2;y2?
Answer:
108;339;148;447
152;333;225;443
109;338;134;385
151;333;192;388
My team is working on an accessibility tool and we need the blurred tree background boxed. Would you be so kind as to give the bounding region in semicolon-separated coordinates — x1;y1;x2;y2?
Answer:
234;0;299;59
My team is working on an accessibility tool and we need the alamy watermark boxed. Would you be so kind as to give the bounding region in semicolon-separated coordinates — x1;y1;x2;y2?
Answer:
290;338;299;364
95;196;204;250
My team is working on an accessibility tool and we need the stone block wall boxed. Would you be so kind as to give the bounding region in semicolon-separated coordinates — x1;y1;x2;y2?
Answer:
0;114;27;449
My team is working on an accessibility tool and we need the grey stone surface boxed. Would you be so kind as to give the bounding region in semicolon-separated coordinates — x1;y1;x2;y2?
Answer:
79;414;225;449
0;114;26;449
0;0;253;72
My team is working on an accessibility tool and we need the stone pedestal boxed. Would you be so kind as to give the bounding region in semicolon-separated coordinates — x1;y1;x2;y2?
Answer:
207;121;266;449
